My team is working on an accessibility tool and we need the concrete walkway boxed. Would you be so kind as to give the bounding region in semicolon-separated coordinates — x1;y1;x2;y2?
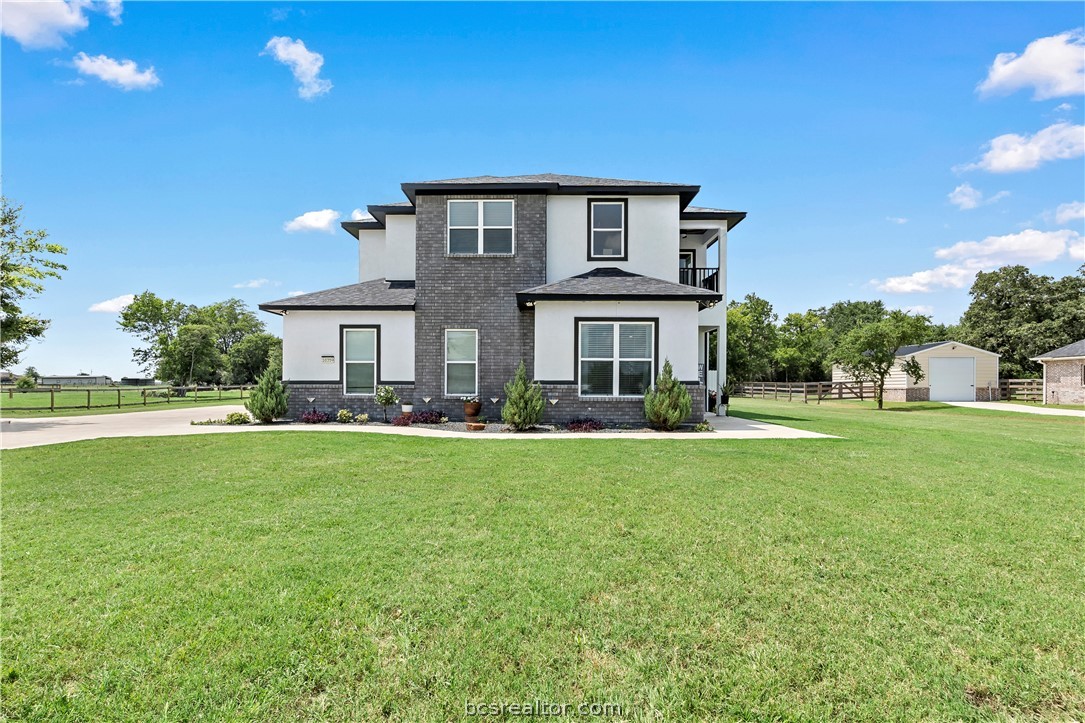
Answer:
945;401;1085;418
1;404;833;450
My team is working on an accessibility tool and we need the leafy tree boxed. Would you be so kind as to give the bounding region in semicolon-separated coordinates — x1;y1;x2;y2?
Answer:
23;365;38;379
501;360;544;431
375;385;399;422
15;374;36;390
157;324;222;385
0;197;68;368
643;359;692;430
246;367;288;423
226;333;281;384
833;311;930;409
726;293;778;384
118;291;193;373
959;265;1085;377
773;311;828;382
922;322;961;344
191;298;265;356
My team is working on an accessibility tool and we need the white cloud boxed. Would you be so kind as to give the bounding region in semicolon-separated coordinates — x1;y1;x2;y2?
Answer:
283;209;340;233
350;208;370;221
873;229;1082;293
88;293;134;313
977;30;1085;101
886;216;908;224
262;36;332;100
958;122;1085;173
287;290;306;297
72;52;159;90
1054;201;1085;224
1055;102;1074;112
947;182;1010;210
233;278;272;289
1;0;122;49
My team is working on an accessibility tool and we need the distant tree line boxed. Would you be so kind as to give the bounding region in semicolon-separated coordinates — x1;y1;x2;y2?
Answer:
727;264;1084;384
118;292;281;385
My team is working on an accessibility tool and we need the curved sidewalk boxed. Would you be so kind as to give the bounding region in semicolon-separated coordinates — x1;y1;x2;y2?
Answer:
1;405;832;450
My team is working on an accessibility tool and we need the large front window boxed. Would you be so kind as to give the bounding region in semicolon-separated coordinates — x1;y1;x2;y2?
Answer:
448;200;514;255
579;321;654;397
344;328;377;394
589;200;627;259
445;329;478;396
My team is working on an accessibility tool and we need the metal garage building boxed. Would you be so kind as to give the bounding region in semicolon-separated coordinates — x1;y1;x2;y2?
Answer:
833;341;1000;402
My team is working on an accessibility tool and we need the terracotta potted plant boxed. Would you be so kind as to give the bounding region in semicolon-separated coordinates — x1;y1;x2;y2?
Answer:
462;395;481;420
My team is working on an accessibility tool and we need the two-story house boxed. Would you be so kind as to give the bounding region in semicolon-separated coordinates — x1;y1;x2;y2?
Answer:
260;174;744;423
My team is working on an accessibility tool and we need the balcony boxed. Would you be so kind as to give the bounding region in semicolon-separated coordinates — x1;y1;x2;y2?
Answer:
679;266;719;293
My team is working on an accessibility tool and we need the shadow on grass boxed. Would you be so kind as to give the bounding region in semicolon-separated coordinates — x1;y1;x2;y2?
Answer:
728;411;815;423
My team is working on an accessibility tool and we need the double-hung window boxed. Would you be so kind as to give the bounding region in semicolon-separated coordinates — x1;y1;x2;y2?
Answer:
344;328;377;395
579;321;654;397
448;200;514;255
445;329;478;396
588;199;627;259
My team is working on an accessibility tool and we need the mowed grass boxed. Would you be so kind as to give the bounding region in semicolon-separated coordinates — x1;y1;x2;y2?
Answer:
2;400;1082;721
0;387;250;418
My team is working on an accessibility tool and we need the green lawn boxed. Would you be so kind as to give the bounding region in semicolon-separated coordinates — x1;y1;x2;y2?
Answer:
3;399;1082;721
0;386;250;418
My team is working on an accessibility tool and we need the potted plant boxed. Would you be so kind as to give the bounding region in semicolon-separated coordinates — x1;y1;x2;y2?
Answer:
401;400;414;413
719;388;730;417
466;415;487;432
462;395;481;419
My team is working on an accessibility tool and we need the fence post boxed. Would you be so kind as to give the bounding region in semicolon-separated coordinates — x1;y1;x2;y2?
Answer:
86;389;91;409
50;388;55;411
194;385;198;402
117;389;121;408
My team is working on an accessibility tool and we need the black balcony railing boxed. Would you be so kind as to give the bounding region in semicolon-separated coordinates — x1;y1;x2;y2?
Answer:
679;267;719;292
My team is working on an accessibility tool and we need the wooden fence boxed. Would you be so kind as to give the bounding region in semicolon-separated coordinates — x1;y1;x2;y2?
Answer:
732;381;878;403
999;378;1042;402
2;385;252;412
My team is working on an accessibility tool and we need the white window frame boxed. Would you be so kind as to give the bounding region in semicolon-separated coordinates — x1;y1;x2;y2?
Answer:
578;321;655;398
447;199;515;255
589;200;627;259
343;327;377;396
444;328;479;397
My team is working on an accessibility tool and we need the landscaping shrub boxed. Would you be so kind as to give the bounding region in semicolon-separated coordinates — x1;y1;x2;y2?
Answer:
336;409;354;424
354;413;369;424
375;385;399;422
300;409;330;424
643;359;691;431
225;412;251;425
694;420;712;433
565;418;605;432
501;360;544;431
15;374;35;390
391;413;413;426
411;410;444;425
246;368;288;423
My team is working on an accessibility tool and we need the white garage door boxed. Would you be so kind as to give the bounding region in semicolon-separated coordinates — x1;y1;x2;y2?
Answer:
929;357;975;401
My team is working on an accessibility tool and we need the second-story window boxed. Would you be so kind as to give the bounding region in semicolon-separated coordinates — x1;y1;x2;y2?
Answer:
588;199;627;260
448;200;514;255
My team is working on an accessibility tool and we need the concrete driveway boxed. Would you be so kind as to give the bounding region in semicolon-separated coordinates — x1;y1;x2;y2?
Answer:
1;404;832;450
945;401;1085;418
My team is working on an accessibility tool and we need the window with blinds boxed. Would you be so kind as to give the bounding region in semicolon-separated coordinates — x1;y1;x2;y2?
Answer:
579;321;654;397
448;200;514;255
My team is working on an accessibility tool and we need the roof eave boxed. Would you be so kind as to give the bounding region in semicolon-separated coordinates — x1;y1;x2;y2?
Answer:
258;303;416;314
402;181;559;202
341;220;382;237
517;292;721;309
681;209;747;230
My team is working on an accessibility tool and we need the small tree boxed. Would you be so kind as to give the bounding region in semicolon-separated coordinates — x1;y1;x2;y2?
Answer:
245;367;288;423
15;374;36;390
501;360;544;431
375;385;399;422
643;358;692;431
833;311;929;409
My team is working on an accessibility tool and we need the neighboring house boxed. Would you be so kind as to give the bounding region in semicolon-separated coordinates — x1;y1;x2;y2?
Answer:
1031;339;1085;406
832;341;1000;402
261;174;744;422
0;370;13;384
120;377;157;386
38;375;113;386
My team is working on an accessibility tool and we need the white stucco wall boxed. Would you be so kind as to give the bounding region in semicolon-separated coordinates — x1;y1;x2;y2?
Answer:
358;229;386;283
533;300;700;383
282;310;415;382
383;215;416;280
546;195;681;283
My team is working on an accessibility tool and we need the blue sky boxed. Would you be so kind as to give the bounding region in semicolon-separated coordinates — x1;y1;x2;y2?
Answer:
3;1;1083;377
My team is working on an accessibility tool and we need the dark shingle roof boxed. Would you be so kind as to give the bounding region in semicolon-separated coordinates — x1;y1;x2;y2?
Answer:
517;267;721;308
1034;339;1085;359
259;279;415;314
680;205;747;230
409;173;692;187
401;173;702;208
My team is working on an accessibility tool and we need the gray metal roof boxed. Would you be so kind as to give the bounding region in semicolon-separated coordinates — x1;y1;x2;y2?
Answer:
517;267;720;307
1034;339;1085;359
895;341;951;356
259;279;415;314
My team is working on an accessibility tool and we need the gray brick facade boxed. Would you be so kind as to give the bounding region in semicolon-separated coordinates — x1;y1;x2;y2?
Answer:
414;193;547;421
285;382;416;421
539;382;705;425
